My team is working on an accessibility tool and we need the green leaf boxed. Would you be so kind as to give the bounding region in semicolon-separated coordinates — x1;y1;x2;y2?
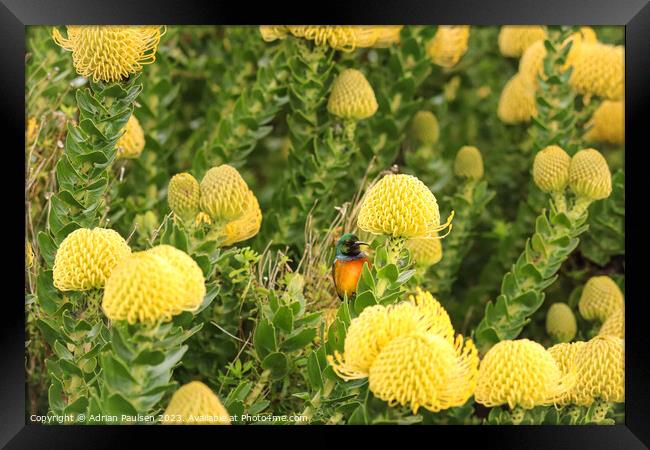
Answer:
37;318;69;346
376;264;399;284
273;306;294;334
36;270;61;315
261;352;290;380
37;232;58;267
353;290;377;316
99;353;138;392
307;351;323;391
133;350;166;366
254;318;277;359
104;393;138;417
281;328;317;352
64;396;89;417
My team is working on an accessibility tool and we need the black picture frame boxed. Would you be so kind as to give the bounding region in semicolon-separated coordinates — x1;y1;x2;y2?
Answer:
6;0;649;447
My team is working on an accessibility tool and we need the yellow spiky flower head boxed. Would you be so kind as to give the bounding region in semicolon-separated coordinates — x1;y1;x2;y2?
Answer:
327;69;378;121
599;308;624;339
578;275;624;322
426;26;471;68
569;148;612;201
168;173;200;223
548;341;586;377
409;111;439;146
259;26;289;42
357;174;452;239
328;302;428;380
454;146;484;180
52;26;163;83
163;381;231;425
497;73;537;124
199;164;251;224
546;303;577;343
532;145;571;193
26;117;38;144
220;190;262;246
518;40;547;88
368;331;478;414
474;339;570;409
559;335;624;406
407;287;455;343
585;100;624;145
116;115;145;159
405;235;443;267
26;240;34;269
568;42;624;101
498;26;547;58
53;228;131;291
264;26;402;52
102;245;205;324
328;291;456;380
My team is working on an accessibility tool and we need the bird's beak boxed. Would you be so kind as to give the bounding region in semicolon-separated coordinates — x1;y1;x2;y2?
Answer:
355;241;369;249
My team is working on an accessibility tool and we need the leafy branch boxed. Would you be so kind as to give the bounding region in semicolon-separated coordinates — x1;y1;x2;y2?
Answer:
474;202;589;353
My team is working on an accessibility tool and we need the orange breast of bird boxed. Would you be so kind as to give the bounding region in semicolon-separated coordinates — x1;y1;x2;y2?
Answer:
333;256;371;299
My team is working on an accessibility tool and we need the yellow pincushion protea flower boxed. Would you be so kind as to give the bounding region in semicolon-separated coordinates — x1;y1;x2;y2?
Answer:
497;73;537;124
199;164;251;224
408;287;455;343
454;146;484;180
329;290;457;380
532;145;571;193
560;335;624;406
357;174;452;239
548;341;586;377
568;42;624;101
26;240;34;269
426;26;470;68
163;381;231;425
52;26;163;83
259;26;289;42
116;115;145;159
368;331;478;413
147;245;206;301
578;275;624;322
518;40;546;88
599;308;624;339
405;235;443;267
474;339;570;409
545;303;577;343
220;190;262;246
263;26;402;52
518;28;598;89
26;117;38;144
102;245;205;324
409;111;439;146
53;228;131;291
327;69;378;121
328;303;427;380
168;173;200;223
498;26;547;58
569;148;612;201
585;100;624;145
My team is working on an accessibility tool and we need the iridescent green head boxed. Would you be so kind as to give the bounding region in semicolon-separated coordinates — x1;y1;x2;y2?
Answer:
335;233;368;258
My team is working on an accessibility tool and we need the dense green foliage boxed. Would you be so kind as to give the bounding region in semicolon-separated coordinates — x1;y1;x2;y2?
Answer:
25;25;624;425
